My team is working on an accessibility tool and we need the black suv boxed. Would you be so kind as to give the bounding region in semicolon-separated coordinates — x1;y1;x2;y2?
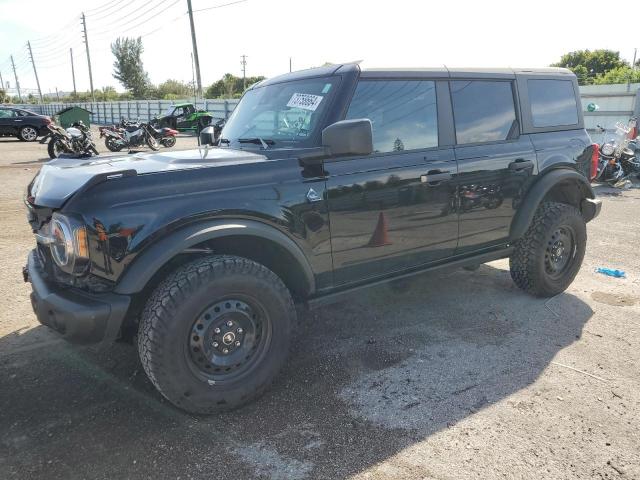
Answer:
0;106;51;141
24;64;601;413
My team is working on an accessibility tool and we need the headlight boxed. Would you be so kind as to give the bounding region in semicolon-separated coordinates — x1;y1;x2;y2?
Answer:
601;143;615;156
49;214;90;275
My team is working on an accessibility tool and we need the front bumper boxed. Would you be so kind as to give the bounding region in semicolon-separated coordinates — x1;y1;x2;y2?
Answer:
581;197;602;222
24;250;130;344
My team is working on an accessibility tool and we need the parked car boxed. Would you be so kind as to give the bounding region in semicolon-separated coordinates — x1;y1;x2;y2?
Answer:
153;103;216;133
0;106;51;141
23;63;601;414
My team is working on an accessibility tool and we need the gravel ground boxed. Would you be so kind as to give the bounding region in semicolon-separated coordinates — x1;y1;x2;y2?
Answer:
0;135;639;479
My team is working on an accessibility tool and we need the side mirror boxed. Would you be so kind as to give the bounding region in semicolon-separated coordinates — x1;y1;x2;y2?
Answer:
322;119;373;157
199;125;215;146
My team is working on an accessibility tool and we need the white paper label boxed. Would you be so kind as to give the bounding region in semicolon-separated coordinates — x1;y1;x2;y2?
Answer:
286;93;323;111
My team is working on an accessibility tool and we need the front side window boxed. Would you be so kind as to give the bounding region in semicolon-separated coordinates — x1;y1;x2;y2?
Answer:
451;80;517;144
345;80;438;153
528;79;578;127
221;77;338;148
0;109;16;118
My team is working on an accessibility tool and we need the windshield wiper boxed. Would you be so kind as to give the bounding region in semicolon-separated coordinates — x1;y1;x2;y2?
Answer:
238;137;275;149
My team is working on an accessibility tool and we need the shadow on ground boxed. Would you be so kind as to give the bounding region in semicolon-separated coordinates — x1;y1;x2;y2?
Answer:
0;264;592;479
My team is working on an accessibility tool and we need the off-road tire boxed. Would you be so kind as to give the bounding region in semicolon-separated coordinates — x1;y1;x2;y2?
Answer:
105;137;123;152
145;134;160;151
137;255;296;414
510;202;586;297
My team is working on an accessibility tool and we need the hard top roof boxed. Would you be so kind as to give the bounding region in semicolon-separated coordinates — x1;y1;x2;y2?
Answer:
254;63;574;87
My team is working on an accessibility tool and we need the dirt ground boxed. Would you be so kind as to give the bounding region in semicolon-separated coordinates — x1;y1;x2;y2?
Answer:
0;134;639;480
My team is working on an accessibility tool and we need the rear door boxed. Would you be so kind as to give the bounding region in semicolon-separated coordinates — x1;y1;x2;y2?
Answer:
451;79;536;253
326;79;459;285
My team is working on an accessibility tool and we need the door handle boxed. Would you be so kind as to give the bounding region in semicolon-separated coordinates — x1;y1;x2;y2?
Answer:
508;159;534;171
420;170;451;184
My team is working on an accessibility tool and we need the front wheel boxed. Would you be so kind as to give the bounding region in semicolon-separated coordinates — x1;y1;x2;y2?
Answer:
47;139;65;159
137;255;296;414
146;134;160;151
105;136;123;152
510;202;586;297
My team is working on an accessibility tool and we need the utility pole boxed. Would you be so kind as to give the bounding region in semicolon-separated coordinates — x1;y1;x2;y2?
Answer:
55;87;60;102
191;52;196;102
186;0;202;98
10;55;22;103
70;48;77;96
289;57;292;73
27;41;44;104
0;70;4;91
241;54;247;90
81;12;95;102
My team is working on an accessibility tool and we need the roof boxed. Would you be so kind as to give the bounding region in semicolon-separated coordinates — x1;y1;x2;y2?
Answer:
170;103;194;108
56;106;93;115
254;64;574;87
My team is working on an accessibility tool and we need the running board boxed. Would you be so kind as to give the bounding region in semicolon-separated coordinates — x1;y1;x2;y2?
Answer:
306;247;513;309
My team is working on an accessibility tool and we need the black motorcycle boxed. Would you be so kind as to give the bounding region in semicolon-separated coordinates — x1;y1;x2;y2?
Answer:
99;120;164;152
46;121;99;159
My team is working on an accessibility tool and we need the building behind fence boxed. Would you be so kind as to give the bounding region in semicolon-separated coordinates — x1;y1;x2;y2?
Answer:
11;84;640;134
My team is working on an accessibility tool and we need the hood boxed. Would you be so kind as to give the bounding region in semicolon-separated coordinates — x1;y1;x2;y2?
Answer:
29;147;269;208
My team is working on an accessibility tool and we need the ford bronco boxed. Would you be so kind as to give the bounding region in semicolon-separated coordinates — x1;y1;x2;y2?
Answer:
24;63;601;413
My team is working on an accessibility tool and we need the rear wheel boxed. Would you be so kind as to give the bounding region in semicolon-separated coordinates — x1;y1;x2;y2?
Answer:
137;255;296;414
19;126;38;142
510;202;586;297
161;136;176;148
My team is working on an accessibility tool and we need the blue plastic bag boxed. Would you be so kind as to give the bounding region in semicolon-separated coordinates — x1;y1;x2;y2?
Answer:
595;267;626;278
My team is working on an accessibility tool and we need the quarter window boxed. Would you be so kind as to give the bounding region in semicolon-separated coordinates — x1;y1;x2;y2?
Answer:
451;81;517;144
345;80;438;153
528;79;578;127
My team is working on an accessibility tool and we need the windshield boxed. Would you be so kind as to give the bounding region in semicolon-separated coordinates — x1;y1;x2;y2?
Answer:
221;77;339;148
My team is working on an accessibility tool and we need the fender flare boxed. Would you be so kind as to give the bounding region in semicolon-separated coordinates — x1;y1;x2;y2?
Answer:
113;219;316;295
509;169;595;241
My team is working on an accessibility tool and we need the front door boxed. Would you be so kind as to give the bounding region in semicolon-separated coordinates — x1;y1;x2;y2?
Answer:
449;79;536;253
0;108;16;135
326;79;458;285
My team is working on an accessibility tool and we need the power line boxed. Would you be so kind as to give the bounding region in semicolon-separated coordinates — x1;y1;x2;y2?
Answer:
192;0;248;13
90;0;179;36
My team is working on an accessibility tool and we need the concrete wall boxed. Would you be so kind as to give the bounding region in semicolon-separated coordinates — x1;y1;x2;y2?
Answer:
14;99;240;125
579;83;640;133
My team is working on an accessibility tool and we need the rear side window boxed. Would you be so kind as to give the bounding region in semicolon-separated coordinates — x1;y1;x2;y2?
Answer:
528;79;578;127
451;81;517;144
345;80;438;153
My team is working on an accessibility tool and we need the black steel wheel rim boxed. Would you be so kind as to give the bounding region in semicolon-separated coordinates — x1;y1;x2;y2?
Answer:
544;225;576;279
186;296;271;383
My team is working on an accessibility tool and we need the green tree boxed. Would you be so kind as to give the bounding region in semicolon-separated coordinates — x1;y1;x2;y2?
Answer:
111;37;150;98
0;88;7;103
592;66;640;85
551;49;629;84
393;138;405;151
157;79;192;99
204;73;266;98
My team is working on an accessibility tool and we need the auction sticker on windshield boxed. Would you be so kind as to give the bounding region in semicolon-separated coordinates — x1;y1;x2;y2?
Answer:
286;93;323;111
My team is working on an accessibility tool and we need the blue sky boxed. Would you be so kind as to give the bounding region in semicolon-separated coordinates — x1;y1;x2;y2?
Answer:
1;0;637;96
